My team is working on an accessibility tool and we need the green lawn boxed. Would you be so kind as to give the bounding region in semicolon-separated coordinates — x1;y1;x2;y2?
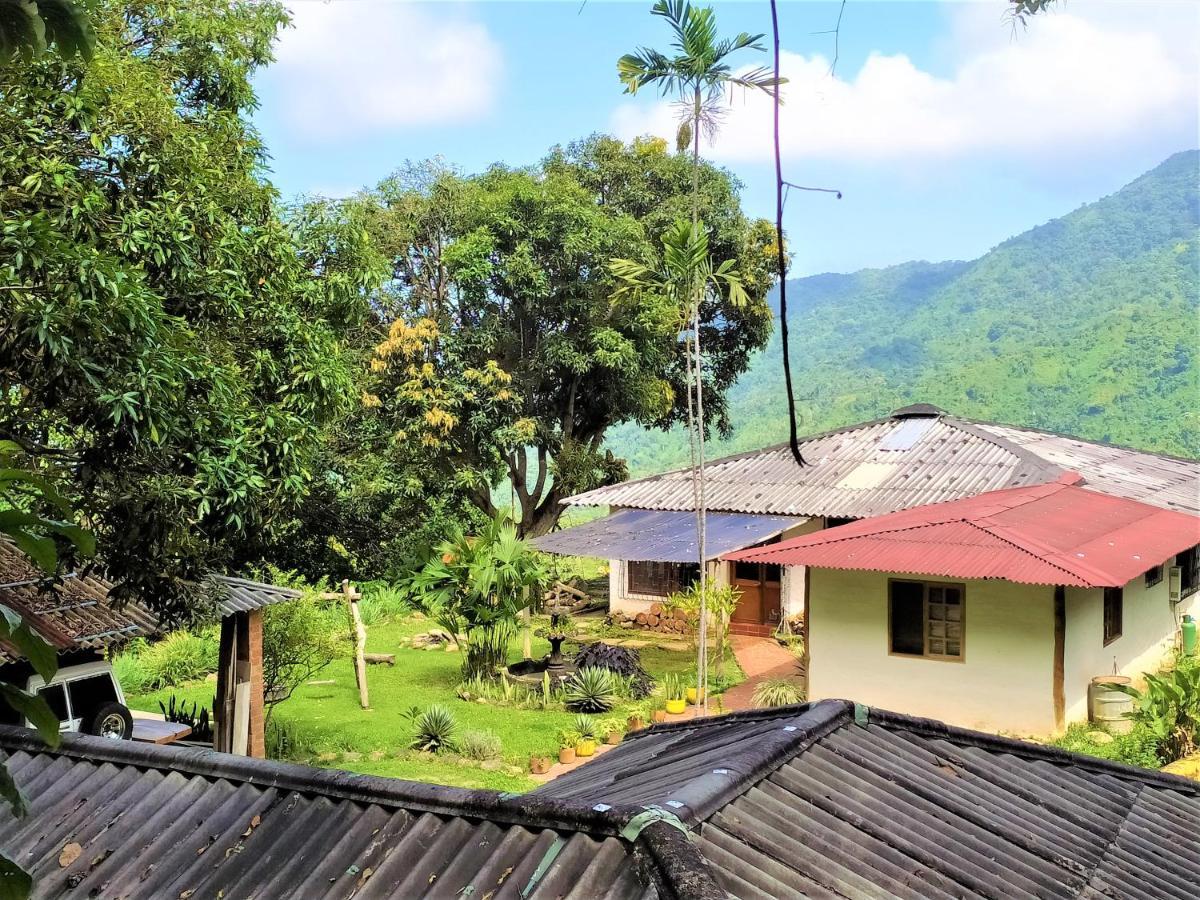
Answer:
128;613;743;792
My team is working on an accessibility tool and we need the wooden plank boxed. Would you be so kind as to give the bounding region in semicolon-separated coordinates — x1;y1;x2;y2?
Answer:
132;719;192;745
1053;586;1066;732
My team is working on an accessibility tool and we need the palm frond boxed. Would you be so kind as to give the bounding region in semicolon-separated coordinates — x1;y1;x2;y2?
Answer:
618;48;679;94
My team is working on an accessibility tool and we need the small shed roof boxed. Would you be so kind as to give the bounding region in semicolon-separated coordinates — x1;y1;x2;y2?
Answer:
566;406;1200;517
530;509;807;562
724;474;1200;587
0;541;301;663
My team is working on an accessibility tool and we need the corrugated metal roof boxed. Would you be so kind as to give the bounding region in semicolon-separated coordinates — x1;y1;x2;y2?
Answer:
725;476;1200;587
568;407;1200;517
537;700;1200;900
209;575;302;615
0;727;724;900
0;541;301;662
530;510;807;562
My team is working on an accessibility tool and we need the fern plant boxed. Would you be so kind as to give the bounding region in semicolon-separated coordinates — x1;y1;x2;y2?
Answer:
564;666;617;713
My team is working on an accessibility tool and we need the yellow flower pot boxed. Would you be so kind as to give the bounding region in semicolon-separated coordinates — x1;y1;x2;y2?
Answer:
575;739;597;757
686;687;706;705
665;699;687;715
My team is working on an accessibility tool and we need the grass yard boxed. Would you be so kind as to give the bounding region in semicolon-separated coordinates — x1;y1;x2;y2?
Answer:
128;612;743;793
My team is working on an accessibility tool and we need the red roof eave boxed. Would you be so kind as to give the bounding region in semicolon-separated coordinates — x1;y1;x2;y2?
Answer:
724;480;1200;589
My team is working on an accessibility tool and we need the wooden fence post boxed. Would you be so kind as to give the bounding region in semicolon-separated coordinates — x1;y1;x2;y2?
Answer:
344;579;369;709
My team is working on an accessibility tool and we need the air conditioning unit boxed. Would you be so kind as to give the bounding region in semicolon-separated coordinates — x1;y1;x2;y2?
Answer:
1168;566;1182;605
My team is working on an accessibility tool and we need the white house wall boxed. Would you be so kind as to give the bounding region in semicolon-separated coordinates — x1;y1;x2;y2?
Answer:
806;568;1058;736
608;559;728;617
1063;576;1200;723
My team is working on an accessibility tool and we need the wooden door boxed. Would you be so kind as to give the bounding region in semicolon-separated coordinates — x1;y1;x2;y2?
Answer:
730;562;782;625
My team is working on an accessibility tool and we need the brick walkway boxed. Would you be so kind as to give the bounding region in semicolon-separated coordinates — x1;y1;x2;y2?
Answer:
721;634;804;711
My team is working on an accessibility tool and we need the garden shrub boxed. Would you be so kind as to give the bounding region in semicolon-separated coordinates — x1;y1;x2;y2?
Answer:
1108;652;1200;763
1050;723;1160;769
564;666;618;713
262;595;344;716
573;642;653;698
357;582;411;626
751;678;806;708
459;729;502;761
136;629;221;690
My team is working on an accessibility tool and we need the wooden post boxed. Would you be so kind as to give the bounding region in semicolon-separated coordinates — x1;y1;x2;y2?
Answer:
521;588;532;661
344;579;370;709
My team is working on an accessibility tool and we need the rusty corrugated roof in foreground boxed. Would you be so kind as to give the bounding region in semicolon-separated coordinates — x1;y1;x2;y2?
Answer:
0;726;720;900
535;700;1200;899
567;406;1200;517
0;540;301;663
725;474;1200;587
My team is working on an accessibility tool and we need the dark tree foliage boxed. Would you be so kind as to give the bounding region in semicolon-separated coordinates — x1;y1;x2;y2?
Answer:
574;641;654;698
0;0;385;619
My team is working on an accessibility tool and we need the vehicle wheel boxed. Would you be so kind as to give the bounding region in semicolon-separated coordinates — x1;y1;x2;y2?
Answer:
85;702;133;741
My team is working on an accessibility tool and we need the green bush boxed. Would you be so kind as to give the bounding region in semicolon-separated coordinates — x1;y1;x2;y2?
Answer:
266;715;325;760
1050;723;1161;769
357;582;411;626
1107;653;1200;763
751;678;806;709
110;641;150;694
459;729;502;761
136;629;220;690
564;667;617;713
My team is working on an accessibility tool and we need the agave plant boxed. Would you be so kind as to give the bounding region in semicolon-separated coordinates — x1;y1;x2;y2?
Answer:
573;714;597;741
751;678;806;709
563;666;618;714
409;704;458;753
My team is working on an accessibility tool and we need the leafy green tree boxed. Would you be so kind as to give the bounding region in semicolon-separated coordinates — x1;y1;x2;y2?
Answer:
360;143;773;537
0;0;385;618
402;515;547;680
0;0;93;62
0;442;94;897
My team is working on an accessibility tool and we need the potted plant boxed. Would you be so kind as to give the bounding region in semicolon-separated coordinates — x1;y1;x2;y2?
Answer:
529;753;552;774
686;682;706;705
557;730;579;765
664;674;687;715
573;714;597;757
652;705;669;723
599;718;623;745
627;708;646;732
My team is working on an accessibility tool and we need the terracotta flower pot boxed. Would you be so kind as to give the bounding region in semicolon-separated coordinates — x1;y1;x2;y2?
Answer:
627;716;644;732
605;731;622;745
575;739;597;758
558;747;576;765
530;755;551;774
665;699;687;715
652;709;668;723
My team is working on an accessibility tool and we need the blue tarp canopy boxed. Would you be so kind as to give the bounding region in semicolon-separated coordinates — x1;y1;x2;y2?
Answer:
531;509;809;562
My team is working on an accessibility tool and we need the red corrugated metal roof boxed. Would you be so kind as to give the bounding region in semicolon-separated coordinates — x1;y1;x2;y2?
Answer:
724;473;1200;587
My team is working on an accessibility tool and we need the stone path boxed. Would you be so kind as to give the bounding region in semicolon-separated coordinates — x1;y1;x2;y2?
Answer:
529;635;804;783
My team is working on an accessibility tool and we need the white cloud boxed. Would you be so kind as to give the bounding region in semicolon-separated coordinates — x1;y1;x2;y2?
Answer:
270;1;503;139
611;2;1197;164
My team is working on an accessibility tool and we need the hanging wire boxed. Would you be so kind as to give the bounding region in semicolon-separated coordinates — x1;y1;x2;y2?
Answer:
770;0;844;467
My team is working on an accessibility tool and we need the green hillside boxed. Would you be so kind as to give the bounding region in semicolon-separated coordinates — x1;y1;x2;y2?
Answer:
606;150;1200;474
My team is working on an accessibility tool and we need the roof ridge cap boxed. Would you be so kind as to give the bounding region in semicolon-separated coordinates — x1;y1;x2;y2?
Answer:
945;417;1066;483
866;707;1200;795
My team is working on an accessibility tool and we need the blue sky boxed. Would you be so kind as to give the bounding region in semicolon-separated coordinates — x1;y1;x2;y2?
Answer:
254;1;1199;276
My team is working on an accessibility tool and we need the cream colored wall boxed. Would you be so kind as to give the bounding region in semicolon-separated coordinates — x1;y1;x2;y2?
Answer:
1063;575;1200;723
806;568;1058;736
608;559;726;616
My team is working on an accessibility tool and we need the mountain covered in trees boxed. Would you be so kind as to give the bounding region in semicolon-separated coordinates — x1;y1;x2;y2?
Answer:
605;150;1200;474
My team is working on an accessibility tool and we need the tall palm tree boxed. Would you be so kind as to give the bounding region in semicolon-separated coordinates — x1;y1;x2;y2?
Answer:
618;1;778;709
